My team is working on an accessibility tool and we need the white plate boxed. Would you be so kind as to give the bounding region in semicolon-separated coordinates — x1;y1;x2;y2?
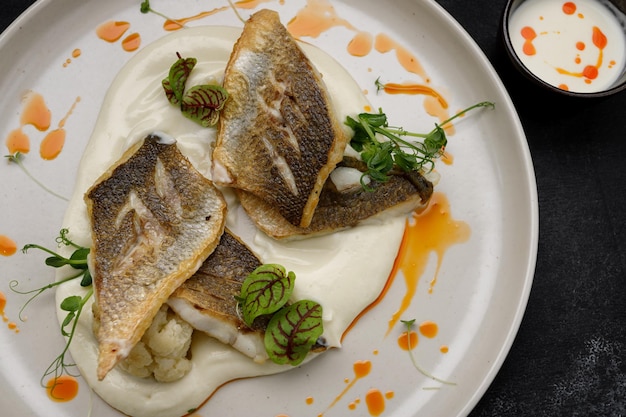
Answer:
0;1;538;416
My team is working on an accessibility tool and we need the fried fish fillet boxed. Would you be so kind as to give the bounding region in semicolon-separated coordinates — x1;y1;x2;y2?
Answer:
238;157;435;240
167;229;269;362
212;9;349;228
85;133;227;380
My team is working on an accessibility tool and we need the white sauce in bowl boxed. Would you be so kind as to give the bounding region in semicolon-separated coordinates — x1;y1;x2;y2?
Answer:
508;0;626;92
55;26;405;417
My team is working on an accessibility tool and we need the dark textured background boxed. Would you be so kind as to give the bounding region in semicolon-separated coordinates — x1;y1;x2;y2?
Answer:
2;0;625;416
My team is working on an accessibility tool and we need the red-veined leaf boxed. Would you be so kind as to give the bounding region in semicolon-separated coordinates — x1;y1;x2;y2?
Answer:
240;264;295;327
163;55;197;105
264;300;323;366
180;84;229;127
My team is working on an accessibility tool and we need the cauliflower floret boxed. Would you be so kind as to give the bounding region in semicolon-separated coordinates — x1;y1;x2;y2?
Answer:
119;305;193;382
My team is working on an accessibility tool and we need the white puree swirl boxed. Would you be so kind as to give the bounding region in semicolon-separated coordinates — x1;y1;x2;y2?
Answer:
55;26;405;417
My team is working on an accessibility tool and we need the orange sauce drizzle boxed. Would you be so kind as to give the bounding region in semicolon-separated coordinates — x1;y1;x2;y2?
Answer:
5;128;30;154
39;96;81;160
122;33;142;52
521;2;614;89
0;235;17;256
0;291;19;333
163;8;229;31
287;0;356;39
318;360;371;416
381;82;448;109
386;193;470;334
235;0;276;9
96;21;130;42
347;31;373;57
45;375;79;402
21;91;51;131
40;130;66;160
374;33;429;81
398;330;418;350
365;388;386;416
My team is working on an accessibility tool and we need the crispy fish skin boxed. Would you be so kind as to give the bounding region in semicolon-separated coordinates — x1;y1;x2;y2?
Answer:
85;133;227;380
213;9;348;228
238;157;435;240
168;229;270;362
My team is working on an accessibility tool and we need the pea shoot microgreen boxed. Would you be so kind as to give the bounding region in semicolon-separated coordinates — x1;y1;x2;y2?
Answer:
345;98;494;191
10;229;93;389
238;264;323;366
4;152;69;201
400;319;456;386
162;53;230;127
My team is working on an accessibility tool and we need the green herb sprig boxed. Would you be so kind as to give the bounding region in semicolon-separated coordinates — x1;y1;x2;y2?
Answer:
10;229;93;388
238;264;324;366
162;53;229;127
4;152;69;201
345;100;494;191
401;319;456;386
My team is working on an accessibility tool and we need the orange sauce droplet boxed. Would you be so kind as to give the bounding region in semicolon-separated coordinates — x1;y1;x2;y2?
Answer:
386;193;470;334
96;21;130;42
365;388;386;416
374;33;428;81
287;0;355;39
381;82;448;109
0;291;19;333
163;8;229;31
441;151;454;165
0;291;7;319
576;41;586;51
559;84;570;90
21;92;51;131
40;129;66;160
347;31;373;57
562;2;577;15
583;64;598;79
0;235;17;256
398;330;418;350
122;33;141;52
385;391;394;399
38;96;80;160
306;396;314;405
592;26;607;50
440;345;449;354
419;320;438;338
72;48;81;58
46;375;79;402
521;26;537;56
5;128;30;154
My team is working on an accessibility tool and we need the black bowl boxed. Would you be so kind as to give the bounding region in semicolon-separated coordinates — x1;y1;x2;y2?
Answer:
502;0;626;98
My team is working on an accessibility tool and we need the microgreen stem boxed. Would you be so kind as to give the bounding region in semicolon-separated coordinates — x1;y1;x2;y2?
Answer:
401;319;456;386
41;287;93;389
140;0;184;28
5;153;68;201
10;272;84;321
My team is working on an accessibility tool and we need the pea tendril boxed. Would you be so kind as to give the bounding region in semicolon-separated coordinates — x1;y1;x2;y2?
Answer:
10;229;93;390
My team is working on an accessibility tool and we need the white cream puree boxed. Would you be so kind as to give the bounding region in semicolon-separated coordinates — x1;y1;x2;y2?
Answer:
55;26;405;417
